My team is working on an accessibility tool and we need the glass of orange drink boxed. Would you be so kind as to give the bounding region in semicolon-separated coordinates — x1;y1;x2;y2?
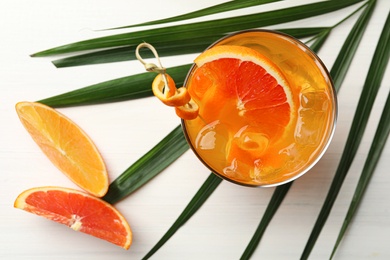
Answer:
181;29;337;187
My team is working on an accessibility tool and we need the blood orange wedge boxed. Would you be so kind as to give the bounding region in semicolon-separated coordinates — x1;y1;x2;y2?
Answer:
15;102;108;197
14;186;132;249
186;45;295;182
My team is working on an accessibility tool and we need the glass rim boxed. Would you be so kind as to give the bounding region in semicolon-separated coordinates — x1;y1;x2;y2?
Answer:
181;29;338;188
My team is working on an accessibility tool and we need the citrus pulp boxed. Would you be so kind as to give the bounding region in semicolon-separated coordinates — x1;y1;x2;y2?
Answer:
14;186;132;249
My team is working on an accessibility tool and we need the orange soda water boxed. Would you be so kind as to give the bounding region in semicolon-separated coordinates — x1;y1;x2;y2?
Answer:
182;30;337;187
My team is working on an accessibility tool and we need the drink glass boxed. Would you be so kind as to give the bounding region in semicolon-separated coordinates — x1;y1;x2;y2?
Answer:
181;29;337;187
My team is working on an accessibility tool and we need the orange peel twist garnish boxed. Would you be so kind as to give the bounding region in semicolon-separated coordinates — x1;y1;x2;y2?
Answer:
135;43;199;120
152;74;191;107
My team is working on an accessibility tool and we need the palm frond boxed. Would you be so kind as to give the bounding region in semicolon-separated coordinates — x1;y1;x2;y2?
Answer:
106;0;283;30
38;64;191;107
103;125;189;204
142;173;222;259
240;182;293;259
301;1;388;259
52;27;327;68
331;91;390;259
330;0;372;92
330;11;390;259
31;0;364;57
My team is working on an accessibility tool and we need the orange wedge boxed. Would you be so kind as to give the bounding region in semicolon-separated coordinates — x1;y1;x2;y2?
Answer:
14;186;132;249
15;102;108;197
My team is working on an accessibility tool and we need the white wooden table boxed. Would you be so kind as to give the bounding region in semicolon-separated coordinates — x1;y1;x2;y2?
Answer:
1;1;389;259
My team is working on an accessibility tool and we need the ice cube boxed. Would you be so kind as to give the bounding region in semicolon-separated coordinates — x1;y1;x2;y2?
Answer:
300;91;330;112
278;143;304;173
295;108;326;146
195;120;219;150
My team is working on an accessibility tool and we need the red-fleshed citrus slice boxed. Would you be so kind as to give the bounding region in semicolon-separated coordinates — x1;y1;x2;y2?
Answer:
14;186;132;249
187;45;294;173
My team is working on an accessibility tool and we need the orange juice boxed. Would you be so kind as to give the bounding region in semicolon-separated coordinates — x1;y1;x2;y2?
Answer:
182;30;337;187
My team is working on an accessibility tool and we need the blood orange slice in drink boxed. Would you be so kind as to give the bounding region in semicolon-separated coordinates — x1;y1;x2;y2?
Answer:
191;45;294;134
15;102;108;197
14;186;132;249
185;45;295;183
186;45;296;183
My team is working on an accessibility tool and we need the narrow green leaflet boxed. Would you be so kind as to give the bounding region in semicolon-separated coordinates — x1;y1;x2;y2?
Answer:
52;27;327;68
142;173;223;260
277;27;330;39
52;36;222;68
330;0;372;92
301;1;387;259
331;92;390;259
32;0;364;57
240;182;293;260
38;27;327;107
305;29;331;52
107;0;283;30
38;64;191;107
102;125;189;204
304;1;368;52
238;29;330;259
330;12;390;259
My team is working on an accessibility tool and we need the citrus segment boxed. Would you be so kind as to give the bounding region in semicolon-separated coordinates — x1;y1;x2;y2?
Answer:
14;186;132;249
15;102;108;197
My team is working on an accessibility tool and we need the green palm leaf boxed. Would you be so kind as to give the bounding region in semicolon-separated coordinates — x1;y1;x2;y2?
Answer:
240;182;293;260
142;173;222;259
331;91;390;259
304;29;331;53
301;1;390;259
304;1;367;51
38;64;191;107
330;0;374;92
330;12;390;259
52;37;219;68
106;0;283;30
52;27;327;68
102;125;189;204
32;0;363;57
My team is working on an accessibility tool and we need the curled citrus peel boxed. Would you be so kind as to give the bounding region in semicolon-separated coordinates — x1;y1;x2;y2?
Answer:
136;43;199;120
152;73;191;107
175;99;199;120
